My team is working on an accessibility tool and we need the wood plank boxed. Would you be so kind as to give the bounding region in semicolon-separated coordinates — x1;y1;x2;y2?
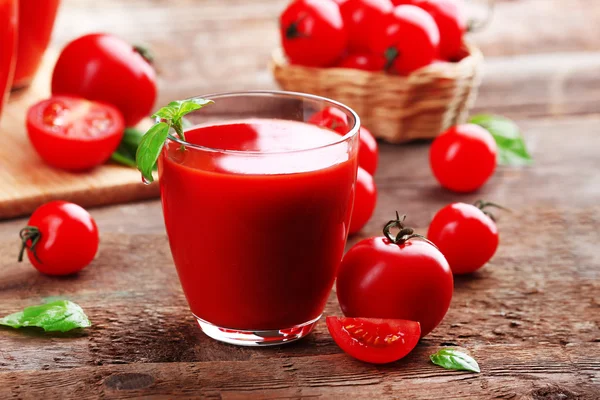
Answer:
0;53;159;219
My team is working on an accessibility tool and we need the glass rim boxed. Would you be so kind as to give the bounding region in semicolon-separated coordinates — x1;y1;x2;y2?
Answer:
164;90;361;155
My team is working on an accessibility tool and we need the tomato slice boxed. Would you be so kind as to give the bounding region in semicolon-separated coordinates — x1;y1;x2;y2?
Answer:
26;95;125;171
326;317;421;364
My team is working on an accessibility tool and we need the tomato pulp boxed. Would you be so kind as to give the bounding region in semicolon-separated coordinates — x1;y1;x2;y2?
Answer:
12;0;60;89
0;0;17;118
159;119;358;330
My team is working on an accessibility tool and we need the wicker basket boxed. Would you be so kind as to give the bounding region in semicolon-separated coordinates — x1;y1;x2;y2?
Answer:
270;42;484;143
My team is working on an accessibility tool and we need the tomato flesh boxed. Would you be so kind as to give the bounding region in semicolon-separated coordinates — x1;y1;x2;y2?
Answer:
27;95;125;171
326;317;421;364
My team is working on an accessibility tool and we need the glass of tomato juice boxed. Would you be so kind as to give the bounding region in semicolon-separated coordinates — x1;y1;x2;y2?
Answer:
0;0;17;119
158;91;360;346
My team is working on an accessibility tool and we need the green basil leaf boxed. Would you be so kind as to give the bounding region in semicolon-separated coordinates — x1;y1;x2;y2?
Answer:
136;122;170;183
111;128;146;168
430;349;480;373
152;99;213;123
470;114;533;166
0;300;91;332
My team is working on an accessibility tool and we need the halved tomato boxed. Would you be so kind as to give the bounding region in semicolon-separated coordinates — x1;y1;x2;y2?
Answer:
26;95;125;171
326;317;421;364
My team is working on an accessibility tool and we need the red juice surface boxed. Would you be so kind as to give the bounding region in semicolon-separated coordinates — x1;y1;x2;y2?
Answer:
159;119;357;330
0;0;17;117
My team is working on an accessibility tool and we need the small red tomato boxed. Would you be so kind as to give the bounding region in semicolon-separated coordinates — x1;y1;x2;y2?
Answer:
412;0;466;60
326;317;421;364
337;213;453;337
428;201;500;274
27;95;125;171
357;126;379;175
52;33;157;127
391;0;414;4
336;53;386;72
429;124;497;193
340;0;394;53
309;106;349;134
349;167;377;235
18;201;99;276
280;0;347;67
369;5;440;75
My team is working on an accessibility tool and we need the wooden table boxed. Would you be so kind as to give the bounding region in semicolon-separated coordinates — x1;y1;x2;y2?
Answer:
1;0;599;398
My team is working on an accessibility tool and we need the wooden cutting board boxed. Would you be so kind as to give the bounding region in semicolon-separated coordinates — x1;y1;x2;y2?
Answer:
0;52;159;219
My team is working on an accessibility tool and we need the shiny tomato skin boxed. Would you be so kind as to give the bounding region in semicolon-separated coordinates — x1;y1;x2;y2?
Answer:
51;33;156;127
340;0;394;53
24;201;99;276
412;0;466;60
326;317;421;364
357;126;379;175
337;238;453;337
429;124;497;193
26;95;125;171
349;167;377;235
336;53;386;72
369;5;439;75
280;0;347;67
428;203;499;274
308;106;349;134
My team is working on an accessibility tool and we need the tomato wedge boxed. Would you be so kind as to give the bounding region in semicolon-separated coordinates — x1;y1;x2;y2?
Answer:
326;317;421;364
26;95;125;171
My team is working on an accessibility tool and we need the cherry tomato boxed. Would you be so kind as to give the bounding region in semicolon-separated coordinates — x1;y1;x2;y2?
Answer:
326;317;421;364
309;108;379;175
428;201;499;274
337;214;453;337
336;53;386;72
280;0;347;67
340;0;394;53
26;95;125;171
357;126;379;175
412;0;466;60
18;201;99;276
52;33;157;127
349;167;377;235
369;5;439;75
429;123;497;193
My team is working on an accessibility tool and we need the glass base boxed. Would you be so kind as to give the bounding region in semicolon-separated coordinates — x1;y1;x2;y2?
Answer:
194;314;321;346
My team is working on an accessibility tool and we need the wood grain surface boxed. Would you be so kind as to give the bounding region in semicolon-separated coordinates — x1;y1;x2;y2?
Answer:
0;53;159;219
0;0;599;399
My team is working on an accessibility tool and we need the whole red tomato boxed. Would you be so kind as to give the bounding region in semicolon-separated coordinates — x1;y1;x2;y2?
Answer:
27;95;125;171
52;33;157;127
369;5;439;75
337;213;453;337
336;53;386;72
340;0;394;53
280;0;347;67
428;201;500;274
357;126;379;175
412;0;466;60
429;123;497;193
18;201;99;276
349;167;377;235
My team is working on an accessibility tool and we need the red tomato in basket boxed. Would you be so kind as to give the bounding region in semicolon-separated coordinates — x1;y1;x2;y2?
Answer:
369;5;440;75
326;317;421;364
52;33;157;127
337;53;386;72
280;0;347;67
18;201;99;276
412;0;466;60
26;95;125;171
429;123;497;193
340;0;394;53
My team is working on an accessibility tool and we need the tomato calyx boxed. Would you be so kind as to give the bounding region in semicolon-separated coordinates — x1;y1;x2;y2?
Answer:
284;14;309;39
384;211;437;248
133;44;155;65
18;226;42;264
473;200;511;222
383;47;400;72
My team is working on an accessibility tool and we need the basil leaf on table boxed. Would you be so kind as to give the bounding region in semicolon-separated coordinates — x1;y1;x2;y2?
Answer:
0;300;91;332
470;114;533;166
430;349;480;373
111;128;148;168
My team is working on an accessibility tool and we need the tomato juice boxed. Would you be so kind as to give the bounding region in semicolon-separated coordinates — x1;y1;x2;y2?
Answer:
159;118;358;334
0;0;17;118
